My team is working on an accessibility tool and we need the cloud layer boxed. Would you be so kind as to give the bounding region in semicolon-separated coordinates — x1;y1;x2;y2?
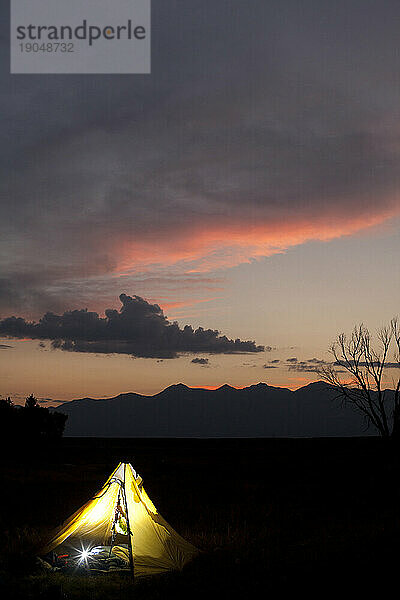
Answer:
0;0;400;314
0;294;264;359
1;2;400;314
191;357;209;365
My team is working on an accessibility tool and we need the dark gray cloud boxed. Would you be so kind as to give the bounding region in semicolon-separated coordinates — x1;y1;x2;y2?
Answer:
285;358;346;373
1;1;400;312
287;360;329;373
334;360;400;370
283;356;399;374
191;357;209;365
0;294;264;359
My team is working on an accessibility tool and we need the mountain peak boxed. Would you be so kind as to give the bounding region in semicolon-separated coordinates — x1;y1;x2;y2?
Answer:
249;382;269;389
163;383;190;392
217;384;236;392
295;381;332;393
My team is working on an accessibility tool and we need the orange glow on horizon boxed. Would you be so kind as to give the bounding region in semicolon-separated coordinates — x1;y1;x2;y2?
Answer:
197;384;251;390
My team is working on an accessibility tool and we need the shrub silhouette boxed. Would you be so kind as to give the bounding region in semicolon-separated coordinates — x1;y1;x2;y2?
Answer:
0;394;67;447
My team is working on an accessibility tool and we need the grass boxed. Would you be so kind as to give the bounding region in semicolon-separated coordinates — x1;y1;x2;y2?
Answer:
0;437;399;597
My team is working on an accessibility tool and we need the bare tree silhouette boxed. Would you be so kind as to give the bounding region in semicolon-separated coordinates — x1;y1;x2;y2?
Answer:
318;318;400;438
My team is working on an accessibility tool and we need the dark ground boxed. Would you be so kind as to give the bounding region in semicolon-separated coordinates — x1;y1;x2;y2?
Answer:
0;437;399;598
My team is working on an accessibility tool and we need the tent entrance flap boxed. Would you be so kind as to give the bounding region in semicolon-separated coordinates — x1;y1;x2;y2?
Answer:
42;462;199;577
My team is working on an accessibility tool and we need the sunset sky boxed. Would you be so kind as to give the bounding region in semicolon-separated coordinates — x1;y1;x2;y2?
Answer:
1;0;400;404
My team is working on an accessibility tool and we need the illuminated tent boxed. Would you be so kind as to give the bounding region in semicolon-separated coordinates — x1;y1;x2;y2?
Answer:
42;462;198;577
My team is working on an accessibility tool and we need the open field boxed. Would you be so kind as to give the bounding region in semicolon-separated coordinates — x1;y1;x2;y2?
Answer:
0;437;399;598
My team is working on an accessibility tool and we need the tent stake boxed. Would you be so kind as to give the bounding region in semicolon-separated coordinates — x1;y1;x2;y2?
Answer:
123;463;135;582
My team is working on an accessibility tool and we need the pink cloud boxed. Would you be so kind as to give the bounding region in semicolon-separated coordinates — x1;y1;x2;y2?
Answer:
117;205;399;273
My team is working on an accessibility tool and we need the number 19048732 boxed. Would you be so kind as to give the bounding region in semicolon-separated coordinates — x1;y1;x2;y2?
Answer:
19;42;74;52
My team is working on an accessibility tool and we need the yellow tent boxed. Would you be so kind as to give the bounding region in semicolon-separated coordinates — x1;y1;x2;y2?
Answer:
42;462;199;577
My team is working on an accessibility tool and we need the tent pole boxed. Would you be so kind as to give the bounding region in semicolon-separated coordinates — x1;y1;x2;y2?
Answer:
123;463;135;581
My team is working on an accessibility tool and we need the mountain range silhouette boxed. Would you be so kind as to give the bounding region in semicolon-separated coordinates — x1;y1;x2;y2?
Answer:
58;381;388;437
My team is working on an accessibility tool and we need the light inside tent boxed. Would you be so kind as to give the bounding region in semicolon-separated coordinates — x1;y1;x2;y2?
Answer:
80;549;89;561
78;547;90;565
42;463;199;576
83;483;120;526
